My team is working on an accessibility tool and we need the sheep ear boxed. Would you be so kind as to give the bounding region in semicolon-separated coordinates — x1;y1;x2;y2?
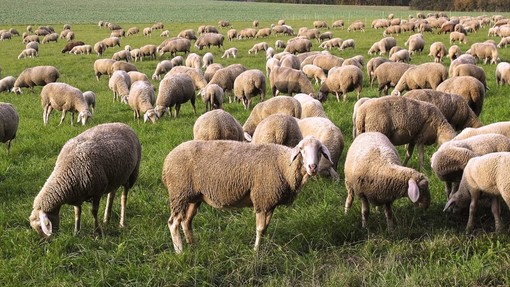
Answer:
39;211;52;237
320;144;333;164
443;197;456;212
289;146;301;165
408;178;420;203
243;132;252;142
144;112;150;122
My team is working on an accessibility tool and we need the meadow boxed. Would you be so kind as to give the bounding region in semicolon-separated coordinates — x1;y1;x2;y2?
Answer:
1;0;510;286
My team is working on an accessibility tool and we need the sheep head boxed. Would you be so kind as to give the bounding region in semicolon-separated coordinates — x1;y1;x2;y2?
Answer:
408;176;430;209
290;136;332;176
29;209;52;238
144;109;159;124
77;110;92;126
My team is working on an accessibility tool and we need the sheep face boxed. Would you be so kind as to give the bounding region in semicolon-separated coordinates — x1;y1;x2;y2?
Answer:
144;109;159;123
409;177;430;209
77;111;92;126
291;136;333;176
29;209;57;238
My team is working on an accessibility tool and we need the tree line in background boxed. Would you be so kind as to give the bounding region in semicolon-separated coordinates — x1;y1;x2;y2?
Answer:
241;0;508;12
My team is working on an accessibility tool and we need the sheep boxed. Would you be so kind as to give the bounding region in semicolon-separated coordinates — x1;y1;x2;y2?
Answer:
70;45;93;55
208;64;247;103
94;59;116;80
129;49;142;62
354;96;457;169
0;103;19;154
301;64;326;85
466;42;499;65
391;62;448;95
26;41;39;52
111;50;131;62
367;37;396;55
204;63;223;83
42;33;58;44
195;33;224;50
407;35;425;55
255;28;272;38
128;71;149;83
344;132;430;229
443;152;510;233
275;39;286;50
162;135;332;253
101;37;120;48
318;65;362;102
449;31;468;45
126;80;158;123
265;47;275;60
183;53;201;70
226;29;237;41
448;54;477;76
110;61;137;74
233;69;266;110
0;76;16;93
143;27;152;37
248;42;268;55
428;42;447;63
237;28;257;39
294;94;327;118
496;62;510;86
332;19;344;29
108;70;131;102
8;28;19;36
342;55;364;69
366;57;391;87
319;38;343;50
339;38;355;50
388;46;403;57
23;35;40;44
199;83;223;112
280;54;300;70
436;76;485;116
82;91;96;113
93;41;107;56
269;66;314;97
250;114;303;148
347;21;365;32
431;134;510;199
60;41;84;53
403;89;483;131
451;64;487;90
448;45;462;60
253;20;259;28
151;22;164;30
311;53;343;73
243;96;302;136
29;123;141;238
373;62;413;96
40;82;92;126
140;44;158;60
158;38;191;57
383;25;401;37
127;27;139;36
389;49;411;63
17;48;38;59
155;73;196;118
12;65;60;94
193;109;244;141
152;60;173;80
298;117;342;179
170;55;184;67
201;52;213;68
221;47;238;58
110;29;125;38
284;38;312;54
497;37;510;48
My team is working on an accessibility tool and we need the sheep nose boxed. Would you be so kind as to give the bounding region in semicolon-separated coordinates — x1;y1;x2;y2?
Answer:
308;164;318;175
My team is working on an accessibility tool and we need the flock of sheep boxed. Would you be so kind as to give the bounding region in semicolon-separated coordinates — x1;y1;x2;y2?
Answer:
1;12;510;253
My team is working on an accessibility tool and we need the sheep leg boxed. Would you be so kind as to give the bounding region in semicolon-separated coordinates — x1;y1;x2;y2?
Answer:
74;205;82;235
335;92;340;102
174;105;180;118
466;191;480;233
403;143;415;166
384;203;395;230
417;144;425;171
168;214;183;254
119;187;128;228
344;184;354;214
254;210;273;251
181;202;201;245
190;99;196;115
103;191;115;225
91;196;104;237
43;105;53;125
360;195;370;228
58;110;67;126
70;112;75;126
491;197;503;232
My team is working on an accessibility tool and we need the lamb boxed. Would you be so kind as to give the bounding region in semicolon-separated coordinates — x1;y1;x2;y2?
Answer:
82;91;96;113
436;76;485;116
431;134;510;198
0;103;19;154
339;39;355;50
298;117;343;179
17;48;38;59
250;114;303;147
428;42;447;63
202;52;213;68
443;152;510;233
448;45;462;60
354;96;457;169
389;49;411;63
373;62;413;96
269;66;314;97
496;62;510;86
152;60;173;80
366;57;391;87
94;59;116;80
301;64;326;85
199;83;223;112
318;65;362;102
29;123;141;238
40;82;92;126
243;96;302;136
108;70;131;102
155;73;196;118
233;69;266;110
449;31;467;45
126;80;158;123
221;47;238;58
208;64;247;103
391;62;448;95
162;136;332;253
0;76;16;93
12;65;60;94
344;132;430;229
193;109;244;141
451;63;487;90
453;121;510;141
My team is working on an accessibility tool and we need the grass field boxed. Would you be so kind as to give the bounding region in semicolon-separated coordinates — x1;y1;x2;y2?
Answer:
1;1;510;286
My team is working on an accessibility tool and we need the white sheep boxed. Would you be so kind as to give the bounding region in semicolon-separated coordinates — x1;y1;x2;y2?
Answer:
94;59;116;80
221;47;238;58
193;109;244;141
301;64;326;85
162;136;332;253
496;62;510;86
443;152;510;233
155;73;196;118
233;69;266;110
112;49;132;62
454;121;510;141
166;66;207;91
366;57;390;87
0;102;19;154
152;60;173;80
436;76;485;116
70;45;93;55
202;52;213;68
344;132;430;229
250;114;303;147
248;42;269;54
428;42;447;63
17;48;38;59
391;62;448;95
29;123;141;238
199;83;223;112
127;80;158;123
373;62;413;96
389;49;411;63
269;66;314;97
40;82;92;126
294;94;327;118
108;70;131;102
204;63;223;82
0;76;16;93
208;64;246;103
12;65;60;94
82;91;96;113
318;65;363;102
243;96;302;136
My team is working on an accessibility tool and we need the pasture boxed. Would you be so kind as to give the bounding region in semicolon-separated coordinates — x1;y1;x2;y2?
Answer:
1;0;510;285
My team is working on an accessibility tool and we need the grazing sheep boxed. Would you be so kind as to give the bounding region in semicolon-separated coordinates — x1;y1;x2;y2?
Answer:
42;33;58;44
127;27;140;36
342;55;364;69
195;33;224;50
29;123;141;238
443;152;510;232
466;42;499;65
294;93;327;118
26;41;39;52
108;70;131;102
269;66;314;97
354;96;457;169
60;41;84;53
70;45;93;55
454;121;510;141
298;117;343;179
253;20;259;28
319;38;343;50
127;80;158;123
451;63;487;90
155;73;196;118
449;54;477;76
255;28;272;38
448;45;462;60
226;29;237;41
143;27;152;37
233;69;266;110
368;37;396;55
128;71;149;84
388;46;403;57
140;44;158;60
221;47;238;58
152;60;173;80
82;91;96;113
193;109;244;141
184;53;201;69
202;52;213;68
344;132;430;229
347;21;365;32
428;42;447;63
17;48;38;59
199;83;223;112
204;63;223;82
251;114;303;147
389;49;411;63
366;57;391;87
101;37;120;48
450;31;467;45
110;61;137;74
391;62;448;95
162;136;332;253
265;47;275;60
496;62;510;86
166;66;207;91
407;34;425;55
373;62;413;96
248;42;269;54
280;54;300;70
301;64;326;85
94;59;116;80
318;65;363;102
12;65;60;94
332;20;344;29
111;50;132;62
432;134;510;198
436;76;485;116
93;41;107;56
243;96;302;136
158;38;191;57
129;49;142;62
339;38;355;50
40;82;92;126
497;37;510;48
0;103;19;154
23;35;39;44
208;64;247;103
383;25;401;37
275;39;286;50
284;38;312;54
0;76;16;93
237;28;257;39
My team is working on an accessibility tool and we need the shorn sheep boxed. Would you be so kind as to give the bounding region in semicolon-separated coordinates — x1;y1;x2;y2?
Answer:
162;136;333;253
12;65;60;94
344;132;430;229
0;102;19;154
29;123;141;238
444;152;510;233
40;82;92;126
193;109;244;141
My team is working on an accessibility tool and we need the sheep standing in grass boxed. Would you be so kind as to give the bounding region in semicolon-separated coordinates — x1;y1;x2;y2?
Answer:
389;49;411;63
202;52;213;68
448;45;462;60
200;83;223;112
108;70;131;102
208;64;246;103
127;80;158;123
248;42;269;54
366;57;390;87
155;73;196;118
451;63;487;90
269;66;314;97
0;76;16;93
0;103;19;154
82;91;96;113
233;69;266;110
391;62;447;95
152;60;173;80
444;152;510;233
29;123;141;238
221;47;238;59
436;76;485;116
204;63;223;82
301;64;326;85
94;59;116;80
162;136;332;253
496;62;510;86
373;62;413;96
12;65;60;94
428;42;447;63
344;132;430;229
40;82;92;126
193;110;244;141
453;121;510;141
243;96;302;136
318;65;362;102
251;114;303;147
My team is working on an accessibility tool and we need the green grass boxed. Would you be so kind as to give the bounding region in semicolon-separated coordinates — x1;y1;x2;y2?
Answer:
1;0;510;286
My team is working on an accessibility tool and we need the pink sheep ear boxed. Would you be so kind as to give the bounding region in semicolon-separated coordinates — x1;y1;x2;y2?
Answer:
408;179;420;203
321;144;333;165
39;210;52;237
443;197;456;212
